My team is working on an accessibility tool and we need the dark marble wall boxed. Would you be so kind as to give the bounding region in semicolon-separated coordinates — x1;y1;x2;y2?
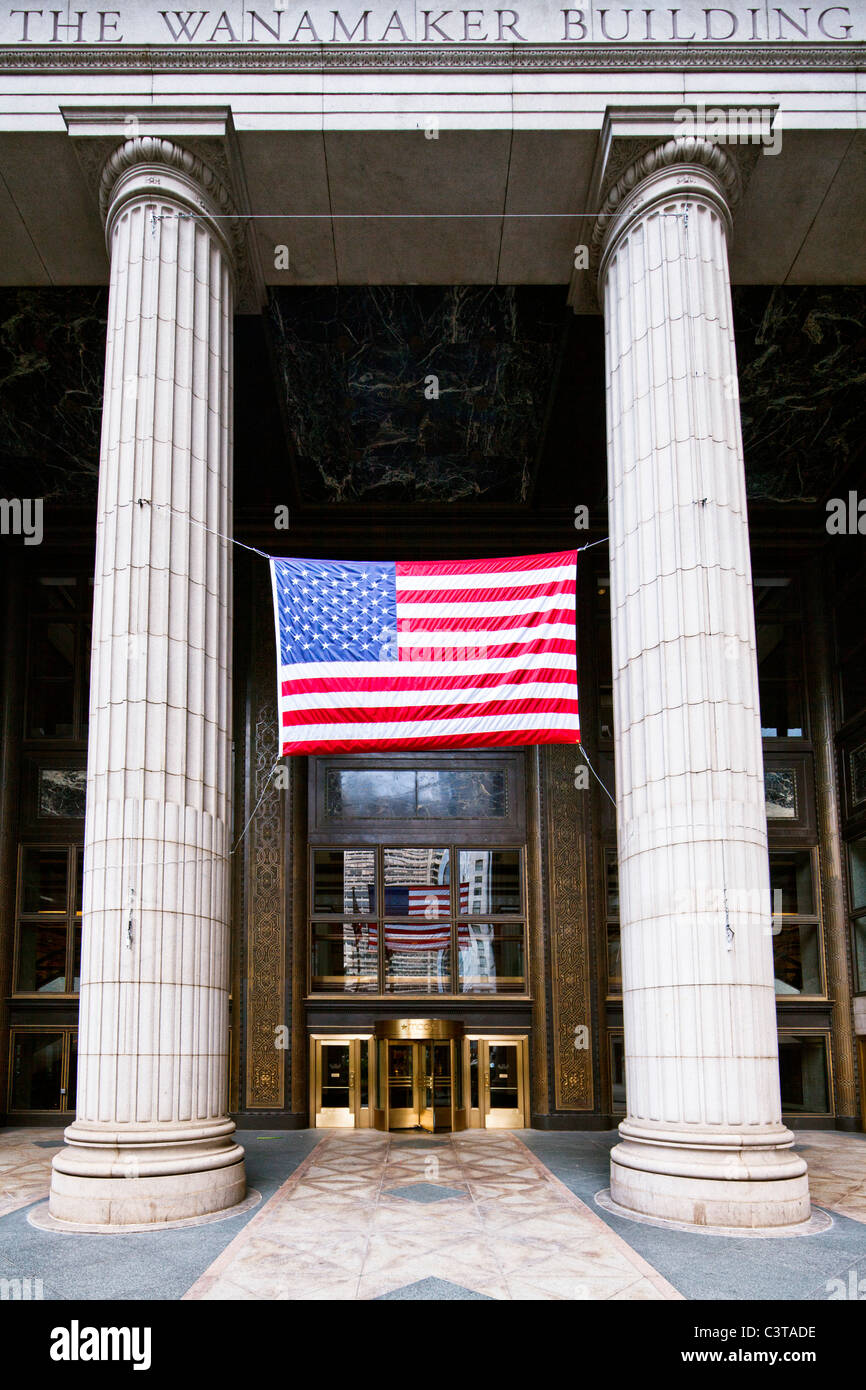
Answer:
268;286;567;505
733;286;866;502
0;289;107;504
1;284;863;512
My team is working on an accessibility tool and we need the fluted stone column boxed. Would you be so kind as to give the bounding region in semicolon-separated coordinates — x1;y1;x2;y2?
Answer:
49;139;246;1225
596;139;810;1227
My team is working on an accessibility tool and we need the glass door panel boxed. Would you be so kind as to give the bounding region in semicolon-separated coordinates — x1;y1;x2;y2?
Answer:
312;1037;372;1128
319;1042;354;1127
481;1040;526;1129
468;1040;479;1123
419;1041;435;1132
387;1042;418;1128
432;1040;454;1131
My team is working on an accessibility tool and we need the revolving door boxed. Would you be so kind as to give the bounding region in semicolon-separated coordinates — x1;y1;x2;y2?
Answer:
373;1019;466;1132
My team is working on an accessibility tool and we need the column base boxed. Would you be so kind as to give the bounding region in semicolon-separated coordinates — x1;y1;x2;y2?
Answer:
610;1121;811;1229
48;1118;247;1228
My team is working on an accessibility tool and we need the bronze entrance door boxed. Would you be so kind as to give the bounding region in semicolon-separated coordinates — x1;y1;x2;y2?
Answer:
373;1019;466;1132
310;1035;373;1127
464;1035;530;1128
481;1040;526;1128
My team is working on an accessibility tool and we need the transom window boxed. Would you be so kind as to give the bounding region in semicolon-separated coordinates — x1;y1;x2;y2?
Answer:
308;752;527;998
309;845;526;996
309;752;525;843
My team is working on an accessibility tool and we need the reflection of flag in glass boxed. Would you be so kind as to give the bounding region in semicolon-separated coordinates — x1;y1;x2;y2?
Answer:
370;885;471;950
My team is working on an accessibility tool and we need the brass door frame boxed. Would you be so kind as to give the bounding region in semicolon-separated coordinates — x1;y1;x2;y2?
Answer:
372;1021;466;1132
464;1034;529;1129
384;1039;422;1129
6;1024;77;1114
378;1040;443;1131
309;1034;374;1128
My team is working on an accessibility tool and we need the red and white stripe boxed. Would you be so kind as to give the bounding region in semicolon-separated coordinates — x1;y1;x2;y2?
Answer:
278;550;579;753
367;885;474;951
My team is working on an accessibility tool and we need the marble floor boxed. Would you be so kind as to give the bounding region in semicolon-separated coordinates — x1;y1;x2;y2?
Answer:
0;1125;64;1219
1;1126;864;1300
185;1130;679;1301
794;1131;866;1225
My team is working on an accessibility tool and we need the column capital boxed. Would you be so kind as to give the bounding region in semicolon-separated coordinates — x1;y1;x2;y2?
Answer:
99;135;238;265
596;135;740;241
568;109;760;313
62;106;266;311
593;136;742;301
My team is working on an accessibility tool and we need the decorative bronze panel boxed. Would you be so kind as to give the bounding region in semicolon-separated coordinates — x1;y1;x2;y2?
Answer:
290;757;306;1116
244;600;286;1109
544;743;593;1110
526;748;549;1117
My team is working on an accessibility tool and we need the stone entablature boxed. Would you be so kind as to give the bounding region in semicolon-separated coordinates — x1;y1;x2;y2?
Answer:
1;3;865;48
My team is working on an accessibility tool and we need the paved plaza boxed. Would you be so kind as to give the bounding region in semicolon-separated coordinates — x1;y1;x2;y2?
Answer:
1;1127;864;1301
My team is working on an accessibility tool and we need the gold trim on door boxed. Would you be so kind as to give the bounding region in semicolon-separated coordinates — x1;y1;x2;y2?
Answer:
465;1034;529;1129
309;1034;374;1128
371;1027;467;1132
310;1027;527;1130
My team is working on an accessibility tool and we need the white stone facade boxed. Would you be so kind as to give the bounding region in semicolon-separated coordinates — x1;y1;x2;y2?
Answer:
0;8;858;1227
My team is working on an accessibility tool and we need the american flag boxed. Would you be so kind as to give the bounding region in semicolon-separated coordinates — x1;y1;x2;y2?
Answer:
270;551;579;753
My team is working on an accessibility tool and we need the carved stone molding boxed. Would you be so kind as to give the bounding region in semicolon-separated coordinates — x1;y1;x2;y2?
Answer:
591;134;743;255
67;123;263;312
2;43;864;73
98;134;236;224
544;743;594;1111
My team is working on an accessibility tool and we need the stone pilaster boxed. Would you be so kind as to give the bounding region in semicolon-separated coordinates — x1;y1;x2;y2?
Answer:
49;138;245;1225
596;137;810;1227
